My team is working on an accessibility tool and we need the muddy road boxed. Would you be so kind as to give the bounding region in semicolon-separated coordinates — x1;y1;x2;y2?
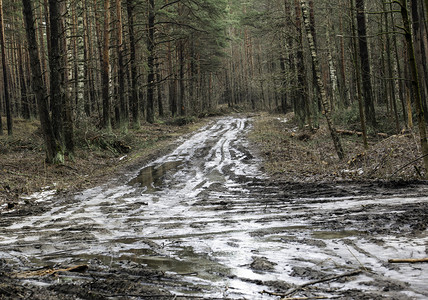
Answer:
1;116;428;299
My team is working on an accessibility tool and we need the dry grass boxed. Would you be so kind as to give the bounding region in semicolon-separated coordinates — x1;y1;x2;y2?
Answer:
249;113;424;182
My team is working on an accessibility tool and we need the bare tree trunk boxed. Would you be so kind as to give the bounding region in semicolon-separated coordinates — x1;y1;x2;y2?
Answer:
383;0;400;133
22;0;58;163
390;2;408;128
0;0;12;135
102;0;112;130
146;0;155;123
126;0;140;128
116;0;127;127
356;0;376;128
398;0;428;178
411;0;428;121
294;0;311;128
60;1;74;156
156;63;164;117
17;43;30;119
350;0;368;149
178;40;185;116
300;0;345;160
48;0;64;153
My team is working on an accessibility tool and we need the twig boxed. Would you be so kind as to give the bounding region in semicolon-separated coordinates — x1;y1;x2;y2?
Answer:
345;245;367;272
388;258;428;263
390;153;428;178
262;269;363;297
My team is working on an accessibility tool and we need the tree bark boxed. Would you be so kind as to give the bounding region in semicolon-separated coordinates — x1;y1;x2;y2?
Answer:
102;0;112;130
398;0;428;178
126;0;140;128
59;1;74;156
22;0;58;163
356;0;376;128
383;0;400;133
0;0;12;135
294;0;311;128
146;0;155;123
300;0;345;160
350;0;368;148
178;40;185;116
411;0;428;121
116;0;127;127
48;0;64;150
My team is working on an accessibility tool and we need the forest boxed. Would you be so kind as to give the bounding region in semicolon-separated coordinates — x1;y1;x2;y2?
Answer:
1;0;428;173
2;1;428;299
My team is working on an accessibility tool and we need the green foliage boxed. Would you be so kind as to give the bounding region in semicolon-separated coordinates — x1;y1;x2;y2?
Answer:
166;116;198;127
333;103;361;129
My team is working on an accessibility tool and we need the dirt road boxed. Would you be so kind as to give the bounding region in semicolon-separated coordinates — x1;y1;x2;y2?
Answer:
1;116;428;299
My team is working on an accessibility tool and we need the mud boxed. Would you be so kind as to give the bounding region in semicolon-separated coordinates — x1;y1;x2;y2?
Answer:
1;116;428;299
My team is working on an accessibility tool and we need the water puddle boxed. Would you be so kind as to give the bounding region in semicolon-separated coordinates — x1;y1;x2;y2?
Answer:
128;160;183;192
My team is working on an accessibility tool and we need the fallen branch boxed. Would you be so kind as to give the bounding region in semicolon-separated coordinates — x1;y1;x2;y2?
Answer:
388;258;428;263
390;153;428;178
261;269;362;297
336;129;363;136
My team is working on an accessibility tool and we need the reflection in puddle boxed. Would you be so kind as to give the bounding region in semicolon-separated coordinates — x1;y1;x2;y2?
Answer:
128;161;183;192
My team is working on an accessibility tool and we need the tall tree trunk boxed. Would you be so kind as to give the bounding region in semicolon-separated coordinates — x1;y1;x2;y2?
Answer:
126;0;140;128
102;0;112;130
156;63;164;117
390;2;408;128
356;0;376;128
17;43;30;119
116;0;127;127
83;0;91;116
284;0;295;115
146;0;155;123
0;0;12;135
425;0;428;39
49;0;64;149
350;0;368;149
178;40;185;116
308;0;321;112
22;0;58;163
294;0;311;128
40;0;49;88
383;0;400;133
60;1;74;156
300;0;344;160
399;0;428;178
411;0;428;121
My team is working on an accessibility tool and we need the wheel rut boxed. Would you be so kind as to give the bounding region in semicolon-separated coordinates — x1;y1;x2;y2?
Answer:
1;116;428;299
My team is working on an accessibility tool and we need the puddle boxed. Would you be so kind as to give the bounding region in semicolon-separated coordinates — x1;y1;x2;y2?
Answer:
128;160;183;191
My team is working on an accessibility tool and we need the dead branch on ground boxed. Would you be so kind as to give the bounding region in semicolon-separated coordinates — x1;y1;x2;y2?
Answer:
388;258;428;263
261;269;363;298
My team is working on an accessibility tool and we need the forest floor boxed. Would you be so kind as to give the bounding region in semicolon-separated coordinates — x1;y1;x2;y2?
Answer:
0;112;427;299
250;112;425;182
